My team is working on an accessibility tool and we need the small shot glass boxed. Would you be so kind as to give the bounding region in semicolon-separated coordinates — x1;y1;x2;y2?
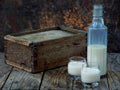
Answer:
68;56;87;80
81;62;100;88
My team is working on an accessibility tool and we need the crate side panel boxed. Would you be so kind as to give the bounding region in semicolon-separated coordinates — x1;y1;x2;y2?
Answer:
4;40;33;72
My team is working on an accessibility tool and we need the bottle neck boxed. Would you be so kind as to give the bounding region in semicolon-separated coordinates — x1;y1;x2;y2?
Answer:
92;16;104;27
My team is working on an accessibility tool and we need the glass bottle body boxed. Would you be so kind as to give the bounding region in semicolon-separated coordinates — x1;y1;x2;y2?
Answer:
87;16;107;76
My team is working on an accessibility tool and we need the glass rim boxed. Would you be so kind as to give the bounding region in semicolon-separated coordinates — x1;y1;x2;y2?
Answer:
69;56;86;62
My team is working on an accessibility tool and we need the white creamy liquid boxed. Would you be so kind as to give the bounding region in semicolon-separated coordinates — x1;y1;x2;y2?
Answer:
81;67;100;83
68;61;86;76
87;44;107;76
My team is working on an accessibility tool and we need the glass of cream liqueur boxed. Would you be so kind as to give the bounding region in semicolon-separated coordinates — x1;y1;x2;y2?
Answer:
68;56;87;80
81;62;100;88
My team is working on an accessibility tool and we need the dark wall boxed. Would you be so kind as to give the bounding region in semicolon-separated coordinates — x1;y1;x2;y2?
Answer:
0;0;120;52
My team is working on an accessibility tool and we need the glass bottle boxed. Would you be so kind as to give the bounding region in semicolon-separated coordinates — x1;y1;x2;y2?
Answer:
87;4;107;76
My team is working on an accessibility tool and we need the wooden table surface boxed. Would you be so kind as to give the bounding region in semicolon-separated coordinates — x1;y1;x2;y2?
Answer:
0;52;120;90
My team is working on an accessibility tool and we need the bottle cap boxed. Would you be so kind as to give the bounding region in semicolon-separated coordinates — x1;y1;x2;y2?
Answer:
93;4;103;16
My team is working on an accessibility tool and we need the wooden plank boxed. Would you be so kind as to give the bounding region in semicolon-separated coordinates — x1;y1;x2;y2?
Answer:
0;52;12;89
41;53;120;90
5;40;33;72
41;66;93;90
68;74;109;90
92;77;109;90
41;67;67;90
60;25;87;34
41;66;109;90
2;68;43;90
107;71;120;90
92;53;117;90
107;53;120;90
108;53;120;72
7;27;58;36
4;35;32;46
68;77;91;90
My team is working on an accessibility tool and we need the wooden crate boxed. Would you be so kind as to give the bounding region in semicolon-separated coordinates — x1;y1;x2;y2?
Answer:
4;26;87;73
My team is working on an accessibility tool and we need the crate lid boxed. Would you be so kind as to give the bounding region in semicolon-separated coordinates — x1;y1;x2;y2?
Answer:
17;30;73;43
4;26;86;46
4;29;75;46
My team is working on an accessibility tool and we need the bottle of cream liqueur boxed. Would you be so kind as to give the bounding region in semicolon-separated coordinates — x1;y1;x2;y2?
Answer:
87;4;107;76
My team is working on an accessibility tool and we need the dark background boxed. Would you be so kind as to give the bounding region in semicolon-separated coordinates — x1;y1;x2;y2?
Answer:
0;0;120;52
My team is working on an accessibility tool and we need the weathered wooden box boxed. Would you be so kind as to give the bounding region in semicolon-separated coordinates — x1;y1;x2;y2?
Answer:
4;26;86;73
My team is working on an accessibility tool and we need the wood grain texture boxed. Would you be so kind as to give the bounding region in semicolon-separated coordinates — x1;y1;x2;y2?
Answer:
4;26;86;73
60;25;87;34
107;53;120;90
2;68;43;90
92;78;109;90
0;52;12;89
41;53;120;90
41;67;109;90
41;66;67;90
4;35;32;46
0;52;120;89
5;40;33;72
108;53;120;72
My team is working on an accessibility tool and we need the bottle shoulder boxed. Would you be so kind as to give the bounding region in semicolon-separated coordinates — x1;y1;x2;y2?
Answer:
88;24;107;30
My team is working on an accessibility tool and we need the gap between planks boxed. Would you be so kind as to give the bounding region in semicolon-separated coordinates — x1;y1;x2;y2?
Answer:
2;68;43;90
0;52;13;89
0;67;13;89
39;71;46;90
